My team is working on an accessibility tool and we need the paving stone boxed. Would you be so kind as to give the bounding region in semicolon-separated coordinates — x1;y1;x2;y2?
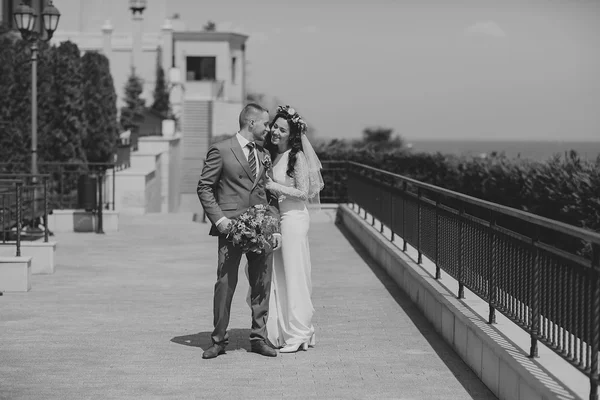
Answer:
0;212;496;399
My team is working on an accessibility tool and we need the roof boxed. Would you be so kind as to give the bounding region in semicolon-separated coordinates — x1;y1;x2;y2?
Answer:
172;31;248;47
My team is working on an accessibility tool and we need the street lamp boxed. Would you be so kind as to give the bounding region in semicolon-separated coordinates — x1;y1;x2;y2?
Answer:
129;0;146;15
13;0;61;178
129;0;146;72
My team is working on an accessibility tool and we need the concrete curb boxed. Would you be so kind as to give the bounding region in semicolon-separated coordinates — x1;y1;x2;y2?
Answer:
337;204;582;400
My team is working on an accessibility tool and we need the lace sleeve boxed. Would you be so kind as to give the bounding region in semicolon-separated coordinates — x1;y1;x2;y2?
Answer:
268;152;309;201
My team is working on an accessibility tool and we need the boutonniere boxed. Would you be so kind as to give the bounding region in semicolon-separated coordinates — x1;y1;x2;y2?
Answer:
262;154;272;171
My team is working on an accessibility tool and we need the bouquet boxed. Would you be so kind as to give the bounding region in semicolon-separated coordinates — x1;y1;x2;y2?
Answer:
226;204;280;253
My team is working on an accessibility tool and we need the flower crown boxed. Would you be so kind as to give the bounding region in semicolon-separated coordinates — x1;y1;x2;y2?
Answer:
276;105;307;133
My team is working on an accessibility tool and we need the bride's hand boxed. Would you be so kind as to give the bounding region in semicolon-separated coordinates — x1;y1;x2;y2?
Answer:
265;175;276;190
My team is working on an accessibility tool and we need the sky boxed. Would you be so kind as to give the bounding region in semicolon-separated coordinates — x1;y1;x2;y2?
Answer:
167;0;600;141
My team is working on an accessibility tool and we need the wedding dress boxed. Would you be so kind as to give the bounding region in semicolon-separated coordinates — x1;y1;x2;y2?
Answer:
265;149;316;349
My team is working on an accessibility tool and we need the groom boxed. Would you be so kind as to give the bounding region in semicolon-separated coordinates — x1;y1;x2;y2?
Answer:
197;103;281;359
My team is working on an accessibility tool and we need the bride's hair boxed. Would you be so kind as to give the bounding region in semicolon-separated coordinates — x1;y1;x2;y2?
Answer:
264;106;306;179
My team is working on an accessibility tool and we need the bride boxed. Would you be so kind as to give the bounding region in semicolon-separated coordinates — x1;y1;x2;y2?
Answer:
261;105;324;353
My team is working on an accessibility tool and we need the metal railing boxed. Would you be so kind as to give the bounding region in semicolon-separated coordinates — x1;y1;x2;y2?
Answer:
346;161;600;400
320;160;348;203
0;176;50;256
0;162;128;210
115;142;131;169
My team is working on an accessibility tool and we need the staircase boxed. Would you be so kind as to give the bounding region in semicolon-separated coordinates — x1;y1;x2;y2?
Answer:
179;100;212;213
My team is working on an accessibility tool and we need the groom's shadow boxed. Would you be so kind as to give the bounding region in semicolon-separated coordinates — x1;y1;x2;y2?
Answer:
171;329;251;352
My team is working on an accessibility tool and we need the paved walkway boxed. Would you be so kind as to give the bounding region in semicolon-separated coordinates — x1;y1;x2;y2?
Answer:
0;211;496;400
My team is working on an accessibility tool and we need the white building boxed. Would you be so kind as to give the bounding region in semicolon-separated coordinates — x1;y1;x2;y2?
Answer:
2;0;249;213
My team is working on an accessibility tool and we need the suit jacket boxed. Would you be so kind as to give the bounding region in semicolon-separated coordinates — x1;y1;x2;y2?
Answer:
197;136;280;236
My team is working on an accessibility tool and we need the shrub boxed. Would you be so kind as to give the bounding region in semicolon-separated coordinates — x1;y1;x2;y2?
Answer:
120;68;145;134
150;47;170;118
42;40;87;164
316;141;600;256
81;51;119;165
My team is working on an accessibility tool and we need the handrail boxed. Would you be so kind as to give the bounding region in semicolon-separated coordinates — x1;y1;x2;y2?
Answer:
346;161;600;399
348;161;600;245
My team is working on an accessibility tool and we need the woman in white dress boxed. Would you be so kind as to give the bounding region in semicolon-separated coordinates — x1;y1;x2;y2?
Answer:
263;105;324;353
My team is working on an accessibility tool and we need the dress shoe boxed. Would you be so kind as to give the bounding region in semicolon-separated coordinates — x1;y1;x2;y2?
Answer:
279;342;309;353
202;343;226;359
250;340;277;357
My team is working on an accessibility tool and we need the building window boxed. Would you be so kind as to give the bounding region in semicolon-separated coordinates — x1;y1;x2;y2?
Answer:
2;0;43;31
231;57;237;84
186;56;216;81
2;0;14;29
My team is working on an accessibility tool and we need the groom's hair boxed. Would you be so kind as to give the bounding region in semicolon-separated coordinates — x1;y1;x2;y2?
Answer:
239;103;266;129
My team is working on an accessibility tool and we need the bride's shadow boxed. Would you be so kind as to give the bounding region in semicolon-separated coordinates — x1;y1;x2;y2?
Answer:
171;329;251;352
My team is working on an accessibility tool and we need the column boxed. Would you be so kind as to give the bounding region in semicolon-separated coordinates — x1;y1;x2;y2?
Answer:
161;18;173;74
131;12;143;72
101;20;113;60
241;44;247;104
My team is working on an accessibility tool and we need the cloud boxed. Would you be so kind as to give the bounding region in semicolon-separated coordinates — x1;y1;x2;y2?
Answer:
465;21;507;38
300;25;319;34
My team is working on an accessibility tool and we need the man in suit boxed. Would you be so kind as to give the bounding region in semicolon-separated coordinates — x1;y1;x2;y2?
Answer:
197;103;281;359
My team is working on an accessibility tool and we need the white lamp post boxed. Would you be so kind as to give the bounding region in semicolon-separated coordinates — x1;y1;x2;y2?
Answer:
129;0;146;71
129;0;146;15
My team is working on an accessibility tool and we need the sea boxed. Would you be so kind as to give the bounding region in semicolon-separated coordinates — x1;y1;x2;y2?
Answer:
406;140;600;163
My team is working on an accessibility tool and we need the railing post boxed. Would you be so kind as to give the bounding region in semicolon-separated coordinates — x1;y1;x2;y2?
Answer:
43;176;49;242
15;181;22;257
417;187;423;264
58;165;63;209
402;181;407;252
417;187;422;265
2;194;6;243
390;186;395;242
29;183;35;227
529;226;540;358
380;180;385;234
487;211;497;324
590;243;600;400
457;204;465;299
112;167;116;211
371;181;376;226
435;196;441;280
96;172;105;234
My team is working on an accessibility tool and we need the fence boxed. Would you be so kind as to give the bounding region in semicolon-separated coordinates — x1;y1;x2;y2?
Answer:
0;176;50;256
345;161;600;400
0;162;128;210
320;161;348;203
115;142;131;170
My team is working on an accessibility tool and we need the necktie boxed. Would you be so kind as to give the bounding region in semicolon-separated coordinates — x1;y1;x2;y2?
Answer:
246;142;257;178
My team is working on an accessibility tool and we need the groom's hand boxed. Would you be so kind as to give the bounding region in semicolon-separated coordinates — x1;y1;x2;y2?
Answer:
216;218;233;234
272;233;282;251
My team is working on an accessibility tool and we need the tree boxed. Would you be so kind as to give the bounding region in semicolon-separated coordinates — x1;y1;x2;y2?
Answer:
41;40;87;163
0;23;19;42
119;68;145;133
203;21;217;31
150;47;170;117
82;51;120;164
357;127;405;152
0;36;30;168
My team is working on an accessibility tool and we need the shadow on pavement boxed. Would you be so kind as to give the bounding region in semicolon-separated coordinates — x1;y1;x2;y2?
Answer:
171;328;252;352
